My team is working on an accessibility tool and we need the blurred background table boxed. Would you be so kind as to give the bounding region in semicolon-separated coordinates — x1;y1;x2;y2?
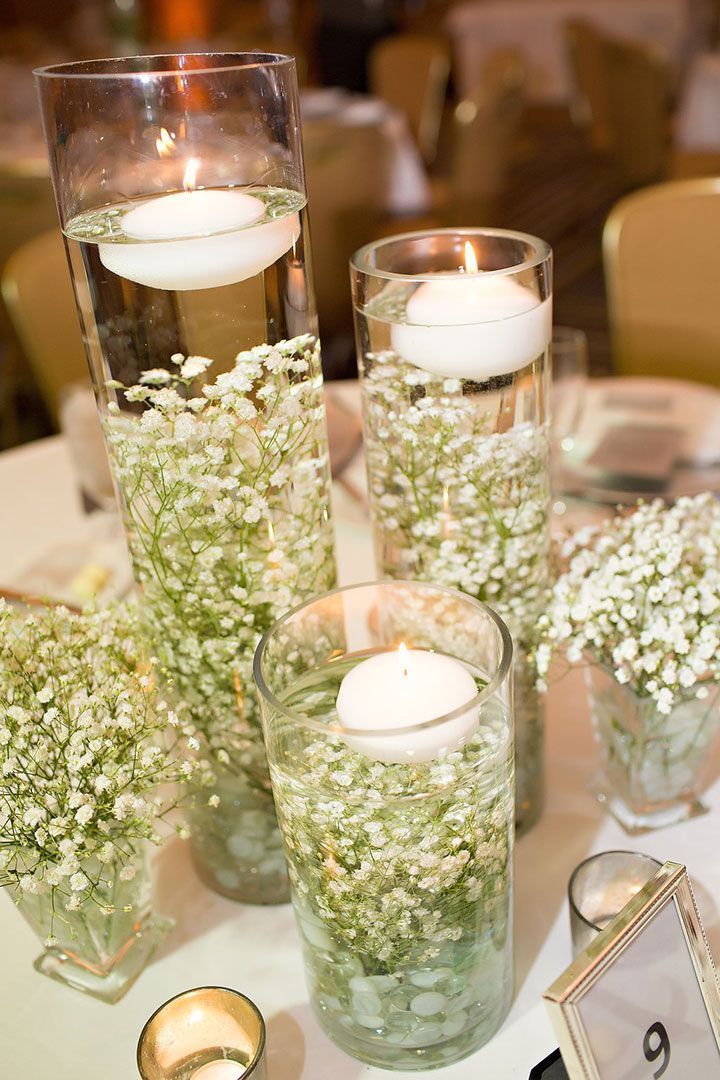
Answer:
676;50;720;149
447;0;693;102
2;425;720;1078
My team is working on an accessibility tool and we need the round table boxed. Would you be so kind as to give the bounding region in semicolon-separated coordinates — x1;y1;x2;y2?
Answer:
2;435;720;1078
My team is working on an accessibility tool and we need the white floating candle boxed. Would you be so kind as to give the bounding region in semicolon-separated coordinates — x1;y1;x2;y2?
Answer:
99;160;300;291
190;1059;246;1080
390;241;551;380
336;644;479;763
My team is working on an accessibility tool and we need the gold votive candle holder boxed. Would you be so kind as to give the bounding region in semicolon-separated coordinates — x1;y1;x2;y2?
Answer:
137;986;267;1080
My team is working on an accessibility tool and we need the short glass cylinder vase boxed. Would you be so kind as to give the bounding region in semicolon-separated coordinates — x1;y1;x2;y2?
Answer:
350;229;552;836
36;54;337;903
255;581;515;1071
586;664;720;833
12;845;171;1003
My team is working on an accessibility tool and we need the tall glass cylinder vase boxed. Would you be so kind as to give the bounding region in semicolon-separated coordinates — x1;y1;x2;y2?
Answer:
351;229;552;835
36;54;336;903
255;581;514;1070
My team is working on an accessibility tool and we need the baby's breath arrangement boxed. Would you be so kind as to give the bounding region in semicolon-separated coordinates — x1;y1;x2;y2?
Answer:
270;695;513;1069
0;598;204;950
103;334;335;900
536;494;720;709
360;354;550;832
536;495;720;825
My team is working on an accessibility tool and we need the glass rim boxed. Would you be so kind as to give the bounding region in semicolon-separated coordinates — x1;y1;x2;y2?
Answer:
136;985;266;1078
253;579;513;738
34;51;296;80
350;226;552;283
567;850;663;934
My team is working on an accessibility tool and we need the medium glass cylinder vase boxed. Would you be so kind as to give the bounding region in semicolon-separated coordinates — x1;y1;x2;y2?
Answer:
36;54;336;903
586;664;720;833
255;581;514;1070
351;229;552;835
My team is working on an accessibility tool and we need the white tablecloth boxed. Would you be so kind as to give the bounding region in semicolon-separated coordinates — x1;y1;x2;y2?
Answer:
675;51;720;149
3;435;720;1077
447;0;692;102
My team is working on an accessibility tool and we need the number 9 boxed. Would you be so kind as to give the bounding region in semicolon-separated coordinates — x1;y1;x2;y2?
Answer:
644;1021;671;1078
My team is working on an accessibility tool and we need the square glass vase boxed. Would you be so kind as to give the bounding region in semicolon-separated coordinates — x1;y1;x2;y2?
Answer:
585;664;720;833
12;847;172;1003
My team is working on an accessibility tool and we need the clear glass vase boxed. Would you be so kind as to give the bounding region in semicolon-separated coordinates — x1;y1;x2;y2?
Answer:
12;845;171;1003
585;664;720;833
255;581;515;1071
350;229;552;836
187;765;287;904
36;54;337;903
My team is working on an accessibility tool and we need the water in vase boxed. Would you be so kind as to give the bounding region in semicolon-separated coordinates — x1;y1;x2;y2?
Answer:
64;186;336;903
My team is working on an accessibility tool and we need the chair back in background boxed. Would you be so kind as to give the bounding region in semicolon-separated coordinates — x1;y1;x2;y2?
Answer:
565;21;671;186
2;229;87;424
565;19;614;151
303;121;392;359
450;49;526;220
369;33;450;164
604;178;720;385
604;37;670;186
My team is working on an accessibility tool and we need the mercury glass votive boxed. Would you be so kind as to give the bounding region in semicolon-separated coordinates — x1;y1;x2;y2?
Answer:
350;229;552;837
137;987;267;1080
568;850;662;956
254;581;515;1071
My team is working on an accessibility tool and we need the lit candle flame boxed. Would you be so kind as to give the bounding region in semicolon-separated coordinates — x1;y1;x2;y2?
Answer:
398;641;409;678
155;127;176;157
183;157;200;192
463;241;479;274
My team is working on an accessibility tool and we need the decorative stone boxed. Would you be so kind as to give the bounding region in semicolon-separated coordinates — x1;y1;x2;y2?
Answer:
226;834;255;860
352;991;383;1015
410;968;453;989
214;867;241;890
404;1022;444;1047
410;992;447;1017
355;1014;384;1030
349;975;396;993
241;809;271;836
441;1015;467;1038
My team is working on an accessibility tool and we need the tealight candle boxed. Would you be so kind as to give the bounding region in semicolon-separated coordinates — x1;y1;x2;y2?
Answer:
191;1061;247;1080
336;643;479;763
99;159;300;291
390;242;551;379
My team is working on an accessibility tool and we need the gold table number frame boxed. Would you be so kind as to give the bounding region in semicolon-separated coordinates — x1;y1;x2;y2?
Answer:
544;861;720;1079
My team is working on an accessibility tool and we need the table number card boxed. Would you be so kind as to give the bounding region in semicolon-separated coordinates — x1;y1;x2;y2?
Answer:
544;862;720;1079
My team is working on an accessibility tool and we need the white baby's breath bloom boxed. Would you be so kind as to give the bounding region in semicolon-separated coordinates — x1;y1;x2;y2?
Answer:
537;494;720;712
180;355;213;380
102;335;335;784
139;368;172;386
0;598;209;928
